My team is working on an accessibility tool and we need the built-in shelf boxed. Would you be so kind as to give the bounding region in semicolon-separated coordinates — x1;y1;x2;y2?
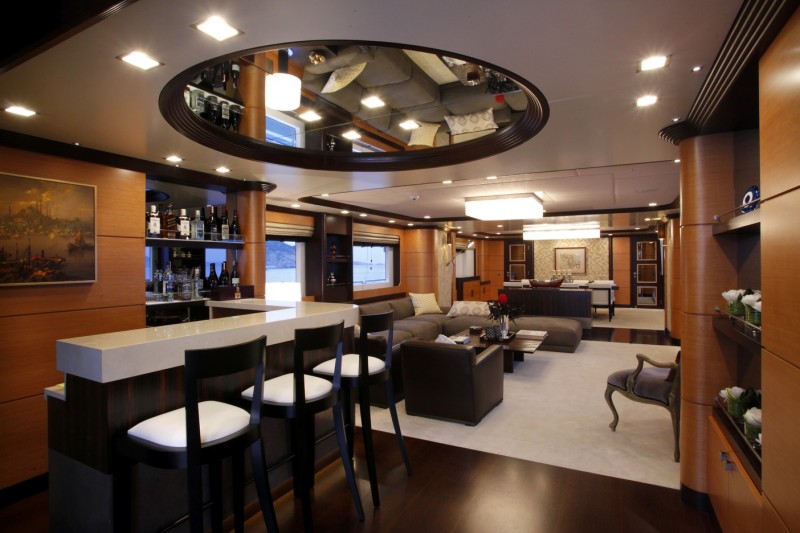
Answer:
712;314;761;352
712;208;761;235
145;237;243;250
713;399;762;489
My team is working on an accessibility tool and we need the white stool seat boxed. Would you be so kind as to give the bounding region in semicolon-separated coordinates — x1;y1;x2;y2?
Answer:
127;401;250;448
313;353;386;377
242;373;333;404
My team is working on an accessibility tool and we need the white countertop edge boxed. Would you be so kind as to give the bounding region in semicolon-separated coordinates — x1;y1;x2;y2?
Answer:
45;383;66;401
57;300;359;384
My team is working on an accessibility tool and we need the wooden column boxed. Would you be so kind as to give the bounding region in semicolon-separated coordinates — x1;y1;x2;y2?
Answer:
759;8;800;531
678;133;739;499
239;53;267;141
237;190;266;297
666;217;682;339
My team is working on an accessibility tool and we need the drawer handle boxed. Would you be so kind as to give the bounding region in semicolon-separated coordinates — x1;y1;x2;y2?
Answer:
724;461;735;472
719;451;729;462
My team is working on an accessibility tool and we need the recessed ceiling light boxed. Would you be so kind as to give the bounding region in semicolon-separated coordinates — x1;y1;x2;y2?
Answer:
321;193;330;197
299;110;322;122
672;117;680;122
636;95;658;107
648;202;657;207
399;119;419;130
635;227;641;230
5;105;36;117
291;203;301;208
644;218;652;221
457;231;463;234
166;155;182;163
496;232;501;235
407;223;414;226
497;224;503;228
674;159;681;163
486;176;498;180
340;210;350;214
216;166;230;173
194;16;241;41
359;213;368;217
442;180;453;184
361;96;385;108
424;215;431;219
639;55;670;71
692;65;703;72
455;226;462;229
73;142;80;146
119;51;161;70
388;219;396;223
608;233;614;236
342;130;361;140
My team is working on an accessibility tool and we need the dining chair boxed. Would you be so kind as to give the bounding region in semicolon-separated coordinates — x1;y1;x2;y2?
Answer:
312;310;412;507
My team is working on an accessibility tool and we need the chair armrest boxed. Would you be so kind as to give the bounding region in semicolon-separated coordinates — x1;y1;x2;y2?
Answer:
475;344;503;366
626;353;678;390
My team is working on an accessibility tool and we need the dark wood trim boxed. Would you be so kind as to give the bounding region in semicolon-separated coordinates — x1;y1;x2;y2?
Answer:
352;292;407;305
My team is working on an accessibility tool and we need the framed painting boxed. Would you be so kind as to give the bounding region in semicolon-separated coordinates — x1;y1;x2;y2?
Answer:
0;173;97;286
508;263;526;281
508;244;526;262
554;247;586;275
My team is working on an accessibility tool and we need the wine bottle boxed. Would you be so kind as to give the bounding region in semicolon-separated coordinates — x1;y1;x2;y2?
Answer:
231;61;242;101
199;207;208;240
178;209;191;239
219;260;230;286
190;209;205;240
147;204;161;237
231;260;240;287
220;209;230;240
220;101;230;130
207;263;219;289
229;210;241;240
207;206;220;241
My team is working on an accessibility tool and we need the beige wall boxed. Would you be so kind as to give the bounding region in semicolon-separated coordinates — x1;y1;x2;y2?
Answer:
533;238;610;280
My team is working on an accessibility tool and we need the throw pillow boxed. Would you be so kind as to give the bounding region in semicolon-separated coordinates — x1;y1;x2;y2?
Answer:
435;334;456;344
408;121;440;147
446;300;490;317
409;292;442;316
321;62;367;93
444;108;498;135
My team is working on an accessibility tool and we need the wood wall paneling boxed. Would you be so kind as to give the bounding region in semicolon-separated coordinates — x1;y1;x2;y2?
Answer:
612;237;631;306
265;209;314;227
762;495;791;533
680;226;738;315
0;396;48;488
679;400;712;495
680;313;738;405
679;134;736;226
762;350;800;533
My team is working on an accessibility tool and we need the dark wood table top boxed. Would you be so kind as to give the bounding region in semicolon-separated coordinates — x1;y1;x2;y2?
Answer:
454;330;548;353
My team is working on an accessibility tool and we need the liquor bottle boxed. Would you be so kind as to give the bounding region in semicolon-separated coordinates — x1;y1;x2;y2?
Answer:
199;207;208;240
220;101;230;130
147;204;161;237
229;210;241;240
178;209;191;239
163;262;174;300
220;209;230;240
219;260;230;286
153;267;163;293
161;203;177;239
207;263;219;289
231;61;242;102
207;206;220;241
229;105;242;133
231;260;240;287
190;209;205;240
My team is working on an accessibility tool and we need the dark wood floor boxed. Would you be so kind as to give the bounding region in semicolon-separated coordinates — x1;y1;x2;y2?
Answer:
1;325;703;532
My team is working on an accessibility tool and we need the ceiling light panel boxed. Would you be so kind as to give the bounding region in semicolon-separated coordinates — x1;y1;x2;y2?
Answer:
361;96;385;108
639;55;670;71
119;51;161;70
195;16;241;41
465;194;544;221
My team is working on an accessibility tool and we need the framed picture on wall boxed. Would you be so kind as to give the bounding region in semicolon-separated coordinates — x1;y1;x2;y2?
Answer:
508;244;525;262
508;263;526;281
554;247;586;275
0;173;97;286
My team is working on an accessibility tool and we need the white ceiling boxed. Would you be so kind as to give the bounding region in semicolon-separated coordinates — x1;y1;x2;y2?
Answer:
0;0;745;232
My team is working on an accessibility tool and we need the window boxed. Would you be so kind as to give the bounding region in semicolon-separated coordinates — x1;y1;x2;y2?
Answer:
455;247;475;278
353;244;394;290
265;109;304;148
265;240;305;300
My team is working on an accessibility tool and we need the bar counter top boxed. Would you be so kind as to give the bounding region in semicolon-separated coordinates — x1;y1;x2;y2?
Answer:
56;299;359;384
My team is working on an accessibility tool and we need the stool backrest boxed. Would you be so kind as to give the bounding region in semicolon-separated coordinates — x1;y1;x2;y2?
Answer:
293;320;345;396
184;335;266;453
359;310;394;372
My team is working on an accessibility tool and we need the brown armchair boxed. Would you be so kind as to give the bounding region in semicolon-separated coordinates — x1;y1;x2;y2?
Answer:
604;351;681;461
400;340;504;426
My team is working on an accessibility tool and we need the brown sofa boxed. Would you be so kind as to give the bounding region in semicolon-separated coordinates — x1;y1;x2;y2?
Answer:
401;340;504;425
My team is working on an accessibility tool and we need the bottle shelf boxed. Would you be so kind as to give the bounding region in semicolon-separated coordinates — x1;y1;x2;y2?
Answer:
712;399;761;488
146;237;243;250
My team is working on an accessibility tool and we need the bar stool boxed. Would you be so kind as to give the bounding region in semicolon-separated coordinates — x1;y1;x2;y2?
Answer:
312;311;412;508
243;321;364;532
115;335;278;533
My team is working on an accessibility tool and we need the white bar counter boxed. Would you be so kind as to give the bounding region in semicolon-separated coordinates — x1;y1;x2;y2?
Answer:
57;299;358;384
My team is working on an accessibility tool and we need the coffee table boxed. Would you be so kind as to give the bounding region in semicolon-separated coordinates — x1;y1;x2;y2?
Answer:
455;330;548;373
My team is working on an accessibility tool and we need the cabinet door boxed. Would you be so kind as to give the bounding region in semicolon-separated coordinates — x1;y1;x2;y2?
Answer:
708;420;731;530
727;458;763;533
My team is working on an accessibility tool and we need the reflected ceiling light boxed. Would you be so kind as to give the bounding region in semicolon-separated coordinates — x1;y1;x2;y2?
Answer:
639;55;670;71
265;50;301;111
195;16;241;41
400;119;420;130
636;95;658;107
342;130;361;140
5;105;36;117
465;194;543;221
119;51;161;70
361;96;385;108
299;110;322;122
523;222;600;241
308;50;326;65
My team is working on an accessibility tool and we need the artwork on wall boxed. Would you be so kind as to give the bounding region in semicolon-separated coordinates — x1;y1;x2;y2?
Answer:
508;263;526;281
0;173;97;286
554;247;586;274
508;244;526;262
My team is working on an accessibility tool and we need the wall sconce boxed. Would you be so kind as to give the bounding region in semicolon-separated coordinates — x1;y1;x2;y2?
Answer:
265;49;301;111
445;240;475;267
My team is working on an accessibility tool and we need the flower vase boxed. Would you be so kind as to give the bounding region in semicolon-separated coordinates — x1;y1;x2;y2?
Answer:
745;306;761;326
726;398;746;418
500;315;509;339
727;300;745;317
744;421;761;441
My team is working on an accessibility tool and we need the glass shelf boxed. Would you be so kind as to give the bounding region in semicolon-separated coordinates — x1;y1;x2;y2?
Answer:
146;237;243;250
713;312;761;351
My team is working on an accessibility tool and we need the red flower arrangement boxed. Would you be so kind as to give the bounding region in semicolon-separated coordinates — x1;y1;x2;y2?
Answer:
487;293;521;322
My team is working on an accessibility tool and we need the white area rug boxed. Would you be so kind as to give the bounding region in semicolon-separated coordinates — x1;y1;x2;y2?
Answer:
592;307;665;330
364;340;681;489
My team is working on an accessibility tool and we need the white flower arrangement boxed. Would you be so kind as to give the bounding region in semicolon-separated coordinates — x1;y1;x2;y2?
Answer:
743;407;762;427
741;293;761;307
720;386;745;401
752;300;762;312
722;289;745;303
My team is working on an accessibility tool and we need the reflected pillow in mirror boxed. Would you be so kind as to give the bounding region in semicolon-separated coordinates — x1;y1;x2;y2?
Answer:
322;62;367;93
408;121;440;147
445;108;498;135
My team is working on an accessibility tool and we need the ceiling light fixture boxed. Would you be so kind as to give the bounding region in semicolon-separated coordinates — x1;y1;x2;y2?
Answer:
359;213;368;217
265;50;301;111
388;219;396;223
486;175;498;180
321;193;330;197
361;96;385;108
5;105;36;117
442;180;453;184
291;203;301;208
342;130;361;140
195;16;241;41
692;65;703;72
166;155;183;163
639;55;670;71
340;210;350;214
636;95;658;107
465;193;543;221
216;166;230;173
648;202;658;206
523;222;601;241
400;119;420;130
119;51;161;70
299;110;322;122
